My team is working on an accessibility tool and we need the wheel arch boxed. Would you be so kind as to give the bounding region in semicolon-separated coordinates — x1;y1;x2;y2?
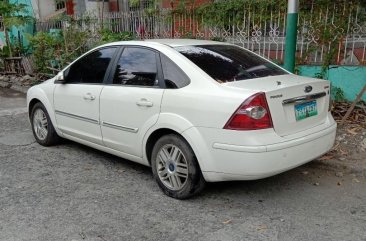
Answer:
28;98;41;118
145;128;182;165
143;113;194;164
144;125;210;177
27;86;61;136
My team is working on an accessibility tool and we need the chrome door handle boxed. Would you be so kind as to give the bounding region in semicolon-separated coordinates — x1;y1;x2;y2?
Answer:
83;93;96;101
136;99;153;107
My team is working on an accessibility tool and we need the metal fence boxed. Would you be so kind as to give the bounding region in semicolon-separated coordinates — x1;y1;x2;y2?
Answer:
35;2;366;66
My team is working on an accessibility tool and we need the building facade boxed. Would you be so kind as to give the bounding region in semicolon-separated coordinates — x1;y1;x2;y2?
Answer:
30;0;160;20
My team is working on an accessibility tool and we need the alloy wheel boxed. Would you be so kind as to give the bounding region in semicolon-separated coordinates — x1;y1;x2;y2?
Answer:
33;108;48;141
156;144;189;191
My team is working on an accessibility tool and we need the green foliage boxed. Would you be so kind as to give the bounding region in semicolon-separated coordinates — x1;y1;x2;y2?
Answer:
182;31;195;39
29;25;93;73
28;26;135;74
62;24;93;63
0;0;34;57
210;36;226;42
129;0;157;9
314;71;326;80
299;1;360;65
192;0;363;28
0;46;11;58
97;29;135;45
0;1;33;27
129;0;141;7
28;32;63;73
0;46;11;70
194;0;287;27
295;0;363;75
331;86;346;102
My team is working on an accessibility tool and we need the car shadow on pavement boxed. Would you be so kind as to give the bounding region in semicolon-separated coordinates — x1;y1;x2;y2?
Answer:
59;138;321;200
61;138;152;173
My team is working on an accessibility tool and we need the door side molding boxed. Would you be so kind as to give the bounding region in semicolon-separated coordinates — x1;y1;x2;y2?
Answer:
55;110;100;124
101;121;139;133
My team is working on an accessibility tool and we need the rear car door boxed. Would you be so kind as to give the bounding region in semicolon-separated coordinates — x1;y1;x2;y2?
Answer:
54;47;117;145
100;47;164;157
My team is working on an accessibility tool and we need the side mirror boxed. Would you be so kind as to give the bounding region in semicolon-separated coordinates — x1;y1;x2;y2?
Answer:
54;72;66;84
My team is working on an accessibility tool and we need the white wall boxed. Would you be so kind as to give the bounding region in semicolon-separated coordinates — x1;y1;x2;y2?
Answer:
31;0;56;20
31;0;111;19
84;0;109;15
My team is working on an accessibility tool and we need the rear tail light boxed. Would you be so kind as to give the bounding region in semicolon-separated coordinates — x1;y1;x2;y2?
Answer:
224;92;273;130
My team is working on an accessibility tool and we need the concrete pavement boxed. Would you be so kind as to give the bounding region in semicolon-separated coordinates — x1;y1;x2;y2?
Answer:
0;88;27;117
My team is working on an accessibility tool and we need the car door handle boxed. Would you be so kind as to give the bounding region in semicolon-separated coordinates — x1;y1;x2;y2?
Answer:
83;93;96;101
136;99;153;107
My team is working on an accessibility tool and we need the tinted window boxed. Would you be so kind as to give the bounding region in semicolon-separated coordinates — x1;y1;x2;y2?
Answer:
175;45;287;83
113;47;158;86
66;47;116;84
161;54;190;89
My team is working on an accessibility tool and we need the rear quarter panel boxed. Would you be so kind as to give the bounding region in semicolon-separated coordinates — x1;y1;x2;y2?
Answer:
156;44;256;129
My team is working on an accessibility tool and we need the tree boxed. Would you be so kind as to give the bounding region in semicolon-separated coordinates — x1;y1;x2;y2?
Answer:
0;0;33;57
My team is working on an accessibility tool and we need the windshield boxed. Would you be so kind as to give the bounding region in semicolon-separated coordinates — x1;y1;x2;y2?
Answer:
175;45;288;83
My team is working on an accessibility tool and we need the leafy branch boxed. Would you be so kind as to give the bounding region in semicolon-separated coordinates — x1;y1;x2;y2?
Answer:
0;0;33;57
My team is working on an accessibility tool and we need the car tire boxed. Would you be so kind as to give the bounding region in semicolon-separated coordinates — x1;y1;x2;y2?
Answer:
151;134;206;199
30;102;60;146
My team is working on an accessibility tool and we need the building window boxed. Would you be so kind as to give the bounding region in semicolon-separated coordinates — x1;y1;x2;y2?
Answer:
56;0;66;10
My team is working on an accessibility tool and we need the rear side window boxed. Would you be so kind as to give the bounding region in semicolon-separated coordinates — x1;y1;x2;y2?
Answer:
113;47;158;86
160;54;190;89
175;45;287;83
65;47;116;84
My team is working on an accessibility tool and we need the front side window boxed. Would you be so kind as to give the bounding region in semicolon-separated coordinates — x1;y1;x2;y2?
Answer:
175;45;288;83
113;47;158;87
65;47;116;84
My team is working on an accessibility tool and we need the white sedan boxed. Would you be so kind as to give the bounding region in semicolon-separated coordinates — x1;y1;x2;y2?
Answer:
27;39;336;199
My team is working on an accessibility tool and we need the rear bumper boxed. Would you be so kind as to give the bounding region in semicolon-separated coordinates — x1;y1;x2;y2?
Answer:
182;114;337;182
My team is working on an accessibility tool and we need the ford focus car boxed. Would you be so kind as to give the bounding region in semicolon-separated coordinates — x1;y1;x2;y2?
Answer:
27;39;337;199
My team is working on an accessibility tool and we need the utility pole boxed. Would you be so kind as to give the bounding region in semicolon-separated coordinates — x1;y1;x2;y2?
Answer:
284;0;299;73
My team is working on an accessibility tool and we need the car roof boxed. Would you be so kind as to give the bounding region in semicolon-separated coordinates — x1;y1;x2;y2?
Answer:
102;39;230;48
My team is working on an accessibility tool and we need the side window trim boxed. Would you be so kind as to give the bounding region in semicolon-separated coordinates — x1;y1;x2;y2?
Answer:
62;46;120;85
156;51;166;89
104;46;124;85
105;45;164;88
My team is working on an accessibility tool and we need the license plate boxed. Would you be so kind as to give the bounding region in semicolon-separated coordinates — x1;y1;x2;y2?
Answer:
295;100;318;121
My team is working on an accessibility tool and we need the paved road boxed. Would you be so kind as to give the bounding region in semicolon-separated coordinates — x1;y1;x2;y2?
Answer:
0;88;365;241
0;88;27;116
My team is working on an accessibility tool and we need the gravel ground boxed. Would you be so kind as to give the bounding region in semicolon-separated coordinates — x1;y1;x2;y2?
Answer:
0;88;365;241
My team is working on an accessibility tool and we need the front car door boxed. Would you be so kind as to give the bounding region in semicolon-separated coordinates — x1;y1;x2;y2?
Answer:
54;47;117;145
100;47;164;157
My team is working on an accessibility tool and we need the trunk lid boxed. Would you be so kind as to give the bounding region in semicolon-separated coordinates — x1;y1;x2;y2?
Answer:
224;74;331;136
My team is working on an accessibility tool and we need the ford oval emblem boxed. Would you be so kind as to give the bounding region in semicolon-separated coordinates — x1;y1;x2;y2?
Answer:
304;85;313;93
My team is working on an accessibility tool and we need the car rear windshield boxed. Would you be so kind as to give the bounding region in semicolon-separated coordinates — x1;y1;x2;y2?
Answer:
175;45;288;83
